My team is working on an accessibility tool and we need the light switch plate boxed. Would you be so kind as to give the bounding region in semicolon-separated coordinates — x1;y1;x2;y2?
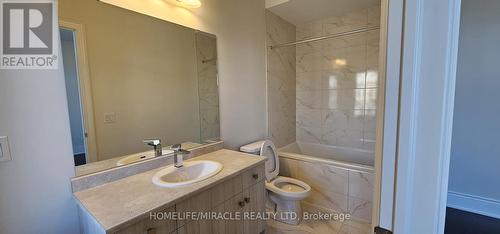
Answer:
0;136;12;162
104;112;116;124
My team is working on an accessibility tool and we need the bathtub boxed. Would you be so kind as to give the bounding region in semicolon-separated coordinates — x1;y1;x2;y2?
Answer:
277;142;375;222
279;142;374;173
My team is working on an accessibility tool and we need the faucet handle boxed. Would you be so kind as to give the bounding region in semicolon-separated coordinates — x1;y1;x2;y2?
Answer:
143;139;161;146
171;143;182;152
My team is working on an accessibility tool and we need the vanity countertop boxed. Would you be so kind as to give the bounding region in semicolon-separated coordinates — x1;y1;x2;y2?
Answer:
74;149;265;232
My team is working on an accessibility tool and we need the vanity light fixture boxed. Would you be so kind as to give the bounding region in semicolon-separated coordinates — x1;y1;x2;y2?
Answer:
177;0;202;8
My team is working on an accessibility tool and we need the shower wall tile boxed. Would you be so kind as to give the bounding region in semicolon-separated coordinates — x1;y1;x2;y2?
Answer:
323;109;365;131
266;10;297;148
296;52;324;73
323;10;367;35
296;20;323;40
296;42;322;55
323;33;366;50
322;89;366;110
296;91;322;109
296;6;381;152
196;33;220;143
297;71;322;91
322;70;366;90
297;109;322;128
296;126;322;144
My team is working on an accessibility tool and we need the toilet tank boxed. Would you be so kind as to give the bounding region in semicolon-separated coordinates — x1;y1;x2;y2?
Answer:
240;141;265;155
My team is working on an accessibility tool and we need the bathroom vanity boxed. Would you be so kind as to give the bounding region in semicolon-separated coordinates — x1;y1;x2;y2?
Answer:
74;149;266;234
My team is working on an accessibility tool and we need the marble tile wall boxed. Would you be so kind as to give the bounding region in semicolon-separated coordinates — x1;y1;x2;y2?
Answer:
266;10;297;148
279;157;374;223
295;5;381;151
195;33;220;143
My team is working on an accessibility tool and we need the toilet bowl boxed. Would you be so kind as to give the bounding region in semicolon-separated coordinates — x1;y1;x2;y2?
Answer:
240;140;311;225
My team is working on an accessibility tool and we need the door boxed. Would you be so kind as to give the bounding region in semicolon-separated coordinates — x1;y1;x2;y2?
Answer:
59;21;98;164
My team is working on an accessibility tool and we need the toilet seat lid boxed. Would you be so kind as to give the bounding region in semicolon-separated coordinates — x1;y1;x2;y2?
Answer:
260;140;279;181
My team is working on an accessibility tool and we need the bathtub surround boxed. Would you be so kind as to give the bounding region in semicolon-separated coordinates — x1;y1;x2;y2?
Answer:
264;4;380;226
295;5;380;151
266;10;297;148
279;143;374;223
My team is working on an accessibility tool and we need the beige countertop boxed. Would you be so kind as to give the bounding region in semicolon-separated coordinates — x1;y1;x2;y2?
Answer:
74;149;265;232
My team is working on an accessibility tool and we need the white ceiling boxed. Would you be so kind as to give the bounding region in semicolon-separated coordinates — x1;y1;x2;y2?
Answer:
267;0;380;25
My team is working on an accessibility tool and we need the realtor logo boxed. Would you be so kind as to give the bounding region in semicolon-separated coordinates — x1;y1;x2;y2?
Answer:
1;1;57;69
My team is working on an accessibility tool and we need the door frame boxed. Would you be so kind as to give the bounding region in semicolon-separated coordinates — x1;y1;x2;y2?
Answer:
59;20;98;163
374;0;462;232
371;0;404;231
372;0;463;233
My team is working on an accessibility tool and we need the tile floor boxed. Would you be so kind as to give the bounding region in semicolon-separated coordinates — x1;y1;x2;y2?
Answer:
266;203;371;234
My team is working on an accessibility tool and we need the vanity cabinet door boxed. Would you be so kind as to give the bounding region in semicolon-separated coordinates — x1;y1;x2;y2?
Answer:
176;220;208;234
176;191;212;228
242;165;265;189
175;164;266;234
114;206;176;234
224;191;245;234
242;181;266;234
177;193;245;234
209;174;243;208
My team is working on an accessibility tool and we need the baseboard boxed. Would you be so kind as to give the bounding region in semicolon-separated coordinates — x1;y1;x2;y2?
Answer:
447;191;500;219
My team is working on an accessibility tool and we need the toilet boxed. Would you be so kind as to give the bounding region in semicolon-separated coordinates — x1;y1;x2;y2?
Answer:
240;140;311;225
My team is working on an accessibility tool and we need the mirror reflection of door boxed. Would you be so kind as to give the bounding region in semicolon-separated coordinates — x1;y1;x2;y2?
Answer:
60;27;87;166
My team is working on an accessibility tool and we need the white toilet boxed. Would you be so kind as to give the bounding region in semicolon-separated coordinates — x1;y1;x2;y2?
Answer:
240;140;311;225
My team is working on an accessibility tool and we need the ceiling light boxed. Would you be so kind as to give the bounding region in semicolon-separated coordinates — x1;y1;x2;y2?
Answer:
177;0;202;8
334;59;347;67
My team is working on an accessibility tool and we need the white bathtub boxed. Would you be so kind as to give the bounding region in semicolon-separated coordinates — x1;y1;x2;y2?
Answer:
278;141;375;222
279;142;374;174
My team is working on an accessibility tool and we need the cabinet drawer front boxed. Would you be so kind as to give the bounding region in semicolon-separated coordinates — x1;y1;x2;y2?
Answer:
242;165;265;189
115;206;176;234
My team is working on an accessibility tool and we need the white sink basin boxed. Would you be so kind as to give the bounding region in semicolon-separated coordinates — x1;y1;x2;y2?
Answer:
152;160;223;188
116;150;174;166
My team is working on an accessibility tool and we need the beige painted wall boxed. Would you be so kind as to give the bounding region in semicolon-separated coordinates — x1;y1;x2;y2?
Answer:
60;0;203;160
99;0;268;150
0;2;80;233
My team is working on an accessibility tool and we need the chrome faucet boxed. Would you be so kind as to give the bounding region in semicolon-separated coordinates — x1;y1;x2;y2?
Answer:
143;139;162;157
171;143;190;168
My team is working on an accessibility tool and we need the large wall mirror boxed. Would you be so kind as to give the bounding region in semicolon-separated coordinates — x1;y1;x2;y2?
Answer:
59;0;220;176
